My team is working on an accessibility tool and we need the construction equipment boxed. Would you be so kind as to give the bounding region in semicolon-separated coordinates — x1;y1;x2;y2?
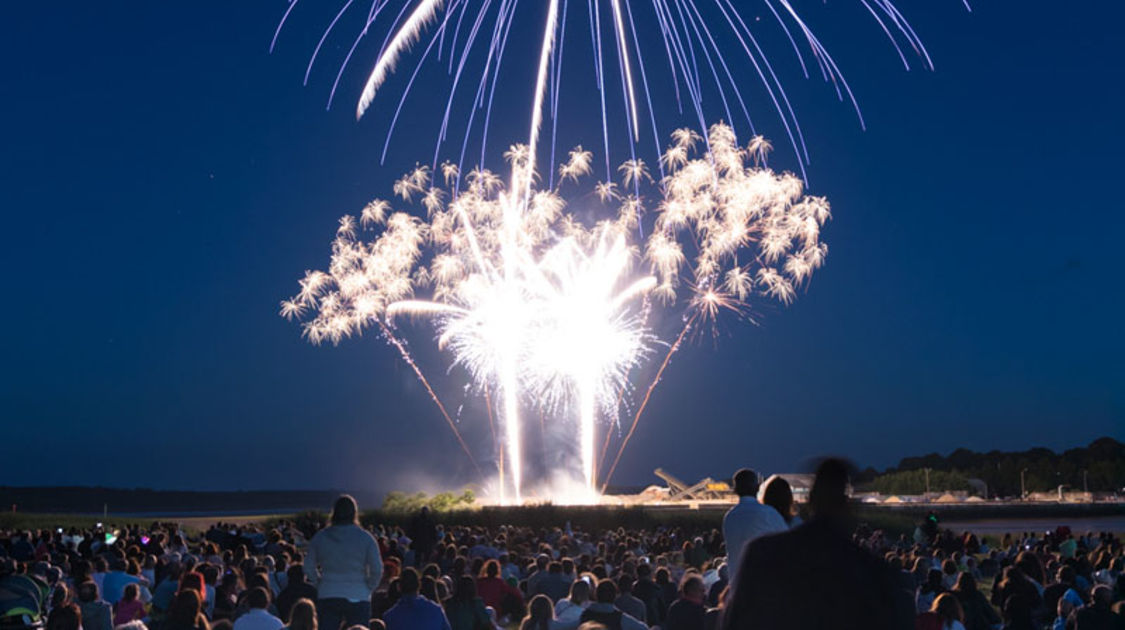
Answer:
654;468;732;501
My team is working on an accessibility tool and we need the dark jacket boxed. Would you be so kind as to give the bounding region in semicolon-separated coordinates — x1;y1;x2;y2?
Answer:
665;598;706;630
634;578;667;625
722;518;914;630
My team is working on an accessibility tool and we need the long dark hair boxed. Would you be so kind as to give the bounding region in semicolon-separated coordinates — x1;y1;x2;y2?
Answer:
288;599;317;630
330;495;359;526
46;603;81;630
167;589;208;630
519;594;553;630
451;575;478;602
479;559;501;579
931;593;964;626
952;572;977;594
759;475;794;523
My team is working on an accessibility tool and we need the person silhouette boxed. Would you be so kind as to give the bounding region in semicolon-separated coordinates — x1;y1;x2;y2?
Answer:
722;458;914;630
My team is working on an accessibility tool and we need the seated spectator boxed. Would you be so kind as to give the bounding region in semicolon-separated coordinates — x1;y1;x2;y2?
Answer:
46;602;82;630
535;563;573;604
665;573;706;630
1051;599;1074;630
613;576;646;624
579;579;647;630
518;594;567;630
443;575;490;630
234;588;284;630
113;584;146;626
1043;566;1085;615
951;573;1000;630
285;599;318;630
476;559;522;613
633;563;666;626
1072;585;1121;630
382;568;451;630
555;577;592;626
927;592;966;630
166;590;210;630
77;580;114;630
103;559;144;606
918;569;947;614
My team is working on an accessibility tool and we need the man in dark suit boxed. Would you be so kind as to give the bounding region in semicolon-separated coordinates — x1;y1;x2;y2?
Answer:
722;458;914;630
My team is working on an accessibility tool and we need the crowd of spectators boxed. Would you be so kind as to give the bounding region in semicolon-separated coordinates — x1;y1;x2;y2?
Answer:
1;461;1122;630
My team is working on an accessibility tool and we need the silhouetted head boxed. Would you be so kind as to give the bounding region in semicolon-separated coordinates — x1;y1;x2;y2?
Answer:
595;579;618;604
331;495;359;526
732;469;759;498
1091;585;1112;608
759;475;794;522
399;568;420;595
247;587;270;610
809;458;850;518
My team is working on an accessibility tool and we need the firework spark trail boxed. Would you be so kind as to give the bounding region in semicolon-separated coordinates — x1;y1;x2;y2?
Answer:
600;310;697;493
279;0;961;180
377;319;483;474
357;0;445;119
526;0;561;195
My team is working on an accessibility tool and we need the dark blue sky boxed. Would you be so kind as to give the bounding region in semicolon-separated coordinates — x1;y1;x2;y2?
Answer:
1;2;1121;496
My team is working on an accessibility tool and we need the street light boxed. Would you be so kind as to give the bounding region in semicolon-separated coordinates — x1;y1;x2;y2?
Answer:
1021;468;1029;501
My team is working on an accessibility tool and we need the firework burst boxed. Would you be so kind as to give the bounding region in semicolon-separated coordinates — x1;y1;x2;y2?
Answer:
283;123;829;500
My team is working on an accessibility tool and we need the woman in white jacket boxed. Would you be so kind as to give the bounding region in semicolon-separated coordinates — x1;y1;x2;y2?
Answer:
304;495;383;630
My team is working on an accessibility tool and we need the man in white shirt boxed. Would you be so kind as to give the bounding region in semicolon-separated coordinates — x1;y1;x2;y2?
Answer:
233;588;284;630
722;468;788;587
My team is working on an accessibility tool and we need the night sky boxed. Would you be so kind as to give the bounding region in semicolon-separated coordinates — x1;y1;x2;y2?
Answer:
2;2;1121;496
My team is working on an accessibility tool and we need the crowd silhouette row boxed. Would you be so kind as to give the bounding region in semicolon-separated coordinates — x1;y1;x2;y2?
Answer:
2;460;1123;630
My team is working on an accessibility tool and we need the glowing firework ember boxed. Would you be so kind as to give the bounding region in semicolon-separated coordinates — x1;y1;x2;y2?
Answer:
274;0;967;181
282;123;830;501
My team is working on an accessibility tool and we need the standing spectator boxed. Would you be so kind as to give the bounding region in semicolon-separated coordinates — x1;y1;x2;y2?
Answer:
234;588;285;630
722;468;787;586
305;495;383;630
722;458;914;630
382;568;451;630
408;508;438;568
759;475;800;527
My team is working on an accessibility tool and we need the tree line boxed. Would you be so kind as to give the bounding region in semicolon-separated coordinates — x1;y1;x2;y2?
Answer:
854;437;1124;498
